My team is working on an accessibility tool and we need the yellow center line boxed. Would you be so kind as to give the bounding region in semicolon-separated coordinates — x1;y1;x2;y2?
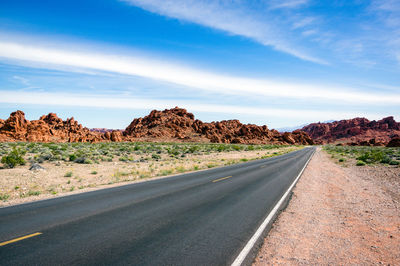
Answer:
0;232;42;247
212;176;232;183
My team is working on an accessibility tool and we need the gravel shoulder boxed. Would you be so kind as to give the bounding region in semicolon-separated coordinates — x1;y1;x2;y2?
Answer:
255;147;400;265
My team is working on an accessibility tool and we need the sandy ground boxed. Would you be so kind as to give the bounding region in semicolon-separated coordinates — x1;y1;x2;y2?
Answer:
0;146;298;207
255;148;400;265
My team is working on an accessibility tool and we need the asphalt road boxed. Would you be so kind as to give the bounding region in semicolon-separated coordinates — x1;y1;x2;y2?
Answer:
0;147;315;265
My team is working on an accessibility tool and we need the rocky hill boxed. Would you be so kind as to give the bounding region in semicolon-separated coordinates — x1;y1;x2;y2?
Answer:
301;116;400;146
0;111;122;143
0;108;313;145
124;107;313;145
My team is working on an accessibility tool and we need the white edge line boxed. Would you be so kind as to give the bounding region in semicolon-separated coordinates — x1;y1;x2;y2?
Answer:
231;147;316;266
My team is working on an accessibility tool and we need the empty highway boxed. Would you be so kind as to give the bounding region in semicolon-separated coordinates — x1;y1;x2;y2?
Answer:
0;147;315;265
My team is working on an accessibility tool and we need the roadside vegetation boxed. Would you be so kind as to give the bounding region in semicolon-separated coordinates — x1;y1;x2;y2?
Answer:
323;145;400;166
0;142;298;167
0;142;302;203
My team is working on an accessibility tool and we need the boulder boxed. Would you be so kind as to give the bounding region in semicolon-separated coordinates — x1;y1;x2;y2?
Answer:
29;163;45;171
387;137;400;147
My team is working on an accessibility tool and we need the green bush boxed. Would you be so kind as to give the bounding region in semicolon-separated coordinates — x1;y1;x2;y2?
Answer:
1;148;26;168
356;160;366;166
64;171;73;177
152;154;161;160
0;193;10;201
389;160;399;166
69;154;77;161
28;190;41;196
380;157;391;164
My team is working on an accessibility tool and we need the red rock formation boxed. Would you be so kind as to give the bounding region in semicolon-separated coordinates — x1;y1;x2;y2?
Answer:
0;108;313;145
301;116;400;145
0;111;116;143
124;107;313;145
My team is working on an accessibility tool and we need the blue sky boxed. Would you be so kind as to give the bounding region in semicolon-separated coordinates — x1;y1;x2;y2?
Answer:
0;0;399;129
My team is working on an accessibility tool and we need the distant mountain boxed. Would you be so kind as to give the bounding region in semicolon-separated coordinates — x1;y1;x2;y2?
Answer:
276;120;335;133
90;128;122;133
301;117;400;146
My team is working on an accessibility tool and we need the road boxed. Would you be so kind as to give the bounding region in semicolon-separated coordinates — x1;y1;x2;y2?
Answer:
0;147;315;265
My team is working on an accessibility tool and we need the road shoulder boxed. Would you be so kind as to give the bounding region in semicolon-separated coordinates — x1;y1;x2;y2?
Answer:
254;148;400;265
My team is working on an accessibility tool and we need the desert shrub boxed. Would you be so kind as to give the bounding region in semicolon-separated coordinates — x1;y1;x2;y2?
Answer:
152;154;161;160
64;171;73;177
91;171;98;175
167;148;180;156
188;146;200;153
207;163;217;168
119;157;129;162
39;152;53;161
74;157;93;164
28;190;41;196
1;148;26;168
0;194;10;201
232;145;242;151
160;169;173;176
175;166;186;173
338;158;345;162
356;161;366;166
69;154;77;162
246;145;255;151
389;160;399;166
380;157;391;164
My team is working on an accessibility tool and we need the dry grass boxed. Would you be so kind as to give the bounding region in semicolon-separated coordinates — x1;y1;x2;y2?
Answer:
0;142;301;206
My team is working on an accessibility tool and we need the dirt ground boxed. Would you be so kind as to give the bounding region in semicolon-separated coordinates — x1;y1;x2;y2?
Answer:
0;147;298;207
255;148;400;265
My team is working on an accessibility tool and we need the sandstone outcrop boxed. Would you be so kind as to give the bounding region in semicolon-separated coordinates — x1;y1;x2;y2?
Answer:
301;116;400;145
0;111;116;143
0;108;313;145
124;107;313;145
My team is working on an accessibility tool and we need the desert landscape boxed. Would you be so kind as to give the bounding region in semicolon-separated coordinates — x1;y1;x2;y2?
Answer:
1;107;399;208
1;111;399;264
0;141;300;206
1;1;399;264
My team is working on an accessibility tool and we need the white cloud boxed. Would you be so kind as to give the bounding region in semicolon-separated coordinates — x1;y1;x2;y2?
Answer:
13;75;30;86
302;29;317;36
268;0;309;9
292;17;316;29
0;41;399;105
0;90;391;122
121;0;325;64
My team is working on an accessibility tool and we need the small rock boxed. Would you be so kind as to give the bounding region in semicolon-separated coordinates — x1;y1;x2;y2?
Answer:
29;163;45;171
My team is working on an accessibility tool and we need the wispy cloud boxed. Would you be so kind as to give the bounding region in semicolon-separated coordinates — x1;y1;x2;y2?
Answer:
121;0;325;64
292;17;316;29
0;90;391;122
1;40;399;104
268;0;309;10
13;75;30;86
